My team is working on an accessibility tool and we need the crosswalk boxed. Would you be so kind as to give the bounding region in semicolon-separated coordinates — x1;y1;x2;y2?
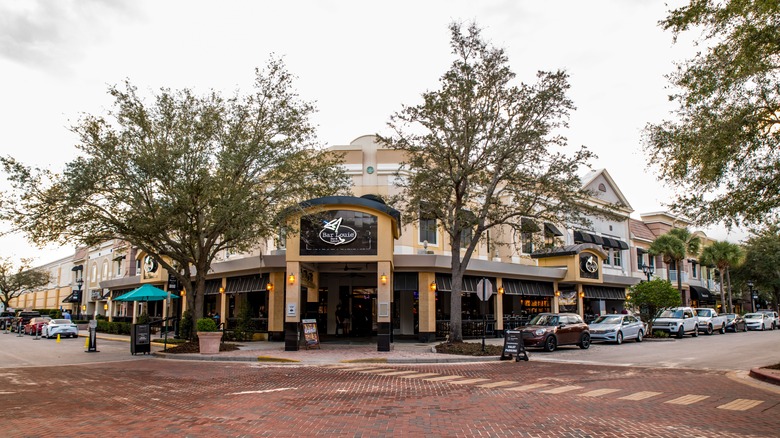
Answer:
320;365;765;411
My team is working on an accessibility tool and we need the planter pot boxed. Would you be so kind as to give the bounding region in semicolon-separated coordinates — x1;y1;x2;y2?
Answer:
197;331;222;354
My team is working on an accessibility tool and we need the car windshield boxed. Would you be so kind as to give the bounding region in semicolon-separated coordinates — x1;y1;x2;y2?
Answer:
51;319;70;324
695;309;711;317
659;309;683;318
744;314;761;319
528;314;559;326
593;315;622;324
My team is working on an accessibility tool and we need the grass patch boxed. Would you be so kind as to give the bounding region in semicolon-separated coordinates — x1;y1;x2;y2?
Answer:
435;342;503;356
152;338;187;344
256;356;300;363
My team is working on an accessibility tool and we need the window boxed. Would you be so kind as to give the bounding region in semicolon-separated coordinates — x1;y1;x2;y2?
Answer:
459;227;473;248
419;215;437;245
691;262;697;278
612;249;622;267
521;231;534;254
116;259;122;276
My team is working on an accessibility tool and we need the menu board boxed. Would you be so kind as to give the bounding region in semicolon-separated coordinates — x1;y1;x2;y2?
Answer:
301;319;320;350
502;330;528;362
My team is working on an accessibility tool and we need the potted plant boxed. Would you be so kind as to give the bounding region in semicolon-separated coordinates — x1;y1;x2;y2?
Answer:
196;317;222;354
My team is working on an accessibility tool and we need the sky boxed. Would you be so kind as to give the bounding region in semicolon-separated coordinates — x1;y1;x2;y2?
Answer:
0;0;748;265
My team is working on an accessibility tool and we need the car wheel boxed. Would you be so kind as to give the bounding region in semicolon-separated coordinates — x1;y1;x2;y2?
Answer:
636;330;644;342
677;327;685;339
543;335;557;352
719;324;725;334
616;331;623;345
692;325;699;337
706;324;713;335
579;333;591;349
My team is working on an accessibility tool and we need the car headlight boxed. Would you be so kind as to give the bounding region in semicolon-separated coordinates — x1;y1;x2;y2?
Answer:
534;328;546;336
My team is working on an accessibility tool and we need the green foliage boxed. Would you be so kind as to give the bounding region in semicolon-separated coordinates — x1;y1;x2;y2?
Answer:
700;240;743;312
648;228;701;301
196;317;218;332
644;0;780;226
735;227;780;309
0;57;350;323
653;330;670;339
95;320;132;335
0;258;50;309
378;22;613;342
231;305;254;341
627;278;682;331
179;309;193;340
136;312;150;325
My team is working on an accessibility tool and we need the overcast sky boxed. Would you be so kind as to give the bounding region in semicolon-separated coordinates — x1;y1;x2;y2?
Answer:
0;0;746;265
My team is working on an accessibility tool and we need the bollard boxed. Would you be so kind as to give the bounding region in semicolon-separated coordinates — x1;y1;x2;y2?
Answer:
56;334;61;343
17;322;23;337
84;335;89;348
34;325;40;340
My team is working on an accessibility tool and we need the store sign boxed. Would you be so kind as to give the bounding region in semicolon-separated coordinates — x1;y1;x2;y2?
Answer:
579;253;599;279
301;210;378;256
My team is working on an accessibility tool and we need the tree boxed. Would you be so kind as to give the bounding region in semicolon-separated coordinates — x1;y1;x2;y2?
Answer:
699;240;743;312
737;226;780;312
0;58;350;328
627;278;682;334
379;23;611;342
648;228;700;305
0;257;50;310
644;1;780;227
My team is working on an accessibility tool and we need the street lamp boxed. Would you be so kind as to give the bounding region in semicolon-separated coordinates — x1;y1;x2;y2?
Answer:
748;281;757;312
641;264;654;282
75;277;84;319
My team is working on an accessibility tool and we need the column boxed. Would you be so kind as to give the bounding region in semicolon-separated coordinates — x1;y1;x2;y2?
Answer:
219;278;227;327
267;271;285;341
376;261;392;351
418;272;436;342
495;278;504;335
284;261;301;351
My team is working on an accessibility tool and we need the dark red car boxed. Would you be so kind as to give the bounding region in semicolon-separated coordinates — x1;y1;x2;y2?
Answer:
520;313;590;352
23;316;51;336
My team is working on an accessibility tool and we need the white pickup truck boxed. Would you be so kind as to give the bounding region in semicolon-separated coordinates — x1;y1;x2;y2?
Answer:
695;308;727;335
652;307;699;339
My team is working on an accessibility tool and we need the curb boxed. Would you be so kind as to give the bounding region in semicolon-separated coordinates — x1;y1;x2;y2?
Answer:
749;367;780;386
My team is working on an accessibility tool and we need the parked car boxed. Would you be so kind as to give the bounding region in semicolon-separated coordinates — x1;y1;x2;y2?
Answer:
519;313;590;352
0;311;14;330
744;313;773;331
23;316;51;335
652;307;699;339
42;319;80;339
11;311;41;332
722;313;747;332
694;308;726;335
589;314;645;344
756;310;779;330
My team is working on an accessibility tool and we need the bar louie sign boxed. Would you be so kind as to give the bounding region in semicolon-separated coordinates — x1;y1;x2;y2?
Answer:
301;210;378;256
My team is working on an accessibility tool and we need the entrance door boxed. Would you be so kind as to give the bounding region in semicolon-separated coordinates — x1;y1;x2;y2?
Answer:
351;287;376;337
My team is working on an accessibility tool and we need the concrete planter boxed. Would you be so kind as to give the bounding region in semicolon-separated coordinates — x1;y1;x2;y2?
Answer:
197;331;222;354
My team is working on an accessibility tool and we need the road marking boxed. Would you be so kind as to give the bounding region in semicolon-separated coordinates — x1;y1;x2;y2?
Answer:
540;385;583;394
425;375;465;382
619;391;662;401
449;378;491;385
665;394;710;405
375;370;419;376
717;399;764;411
359;369;396;373
337;366;378;371
506;383;551;392
478;380;519;388
399;373;440;379
230;387;297;395
578;388;621;397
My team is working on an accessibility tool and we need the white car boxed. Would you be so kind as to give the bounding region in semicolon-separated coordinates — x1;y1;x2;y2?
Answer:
589;314;645;344
744;313;773;331
757;310;779;330
42;319;80;338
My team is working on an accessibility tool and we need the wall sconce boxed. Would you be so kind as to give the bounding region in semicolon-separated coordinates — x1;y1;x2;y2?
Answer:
288;273;295;285
380;273;388;285
626;294;631;301
579;291;585;298
181;289;186;296
266;283;274;292
103;304;108;311
498;286;505;295
430;281;437;292
81;305;87;311
554;291;561;297
219;286;225;294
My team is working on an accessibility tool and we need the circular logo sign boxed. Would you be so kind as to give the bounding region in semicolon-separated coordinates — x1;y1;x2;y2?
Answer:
583;255;598;273
143;255;158;273
319;217;357;246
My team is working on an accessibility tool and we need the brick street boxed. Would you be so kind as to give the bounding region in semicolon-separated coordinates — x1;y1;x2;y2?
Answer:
2;357;779;437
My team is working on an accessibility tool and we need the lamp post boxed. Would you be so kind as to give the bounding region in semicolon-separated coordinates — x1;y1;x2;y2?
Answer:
748;281;757;312
641;264;654;282
75;277;84;319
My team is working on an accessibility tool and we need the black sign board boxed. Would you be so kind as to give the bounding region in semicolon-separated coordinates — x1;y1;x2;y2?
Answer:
301;319;320;350
131;323;151;355
300;210;378;256
501;330;528;362
168;275;179;291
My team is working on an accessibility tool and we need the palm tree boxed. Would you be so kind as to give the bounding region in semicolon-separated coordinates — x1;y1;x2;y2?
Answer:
648;228;701;306
700;241;743;313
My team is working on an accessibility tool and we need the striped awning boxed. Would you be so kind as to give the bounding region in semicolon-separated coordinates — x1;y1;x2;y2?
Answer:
225;274;268;294
544;223;564;237
434;274;481;293
502;279;555;297
583;286;626;300
393;272;418;291
575;231;628;250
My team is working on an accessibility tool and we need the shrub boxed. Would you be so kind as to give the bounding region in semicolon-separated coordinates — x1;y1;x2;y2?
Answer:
196;317;218;332
180;310;193;340
653;330;669;338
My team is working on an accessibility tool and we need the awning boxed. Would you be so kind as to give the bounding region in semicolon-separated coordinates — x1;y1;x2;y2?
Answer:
544;223;564;237
393;272;418;291
690;285;716;303
521;218;540;233
225;274;268;294
574;231;628;250
434;274;480;293
204;279;223;295
61;290;81;303
583;286;626;300
502;279;554;297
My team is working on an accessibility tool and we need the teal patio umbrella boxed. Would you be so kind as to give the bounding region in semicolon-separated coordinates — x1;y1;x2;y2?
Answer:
114;284;180;302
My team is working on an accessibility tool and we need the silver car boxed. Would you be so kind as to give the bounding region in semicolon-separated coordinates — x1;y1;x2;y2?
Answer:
744;313;773;331
589;314;645;344
42;319;80;339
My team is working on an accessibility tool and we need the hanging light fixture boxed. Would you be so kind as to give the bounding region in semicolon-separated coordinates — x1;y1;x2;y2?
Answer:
380;273;388;285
